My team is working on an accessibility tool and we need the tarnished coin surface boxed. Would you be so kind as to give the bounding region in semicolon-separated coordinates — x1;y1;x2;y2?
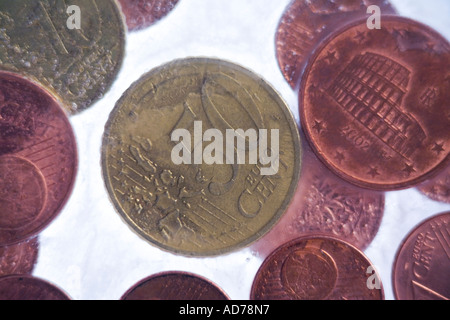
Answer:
251;236;384;300
276;0;397;89
0;237;39;277
102;58;301;256
393;212;450;300
118;0;179;32
0;71;77;246
0;0;125;114
121;271;229;300
0;275;70;300
251;138;385;258
418;165;450;204
299;16;450;190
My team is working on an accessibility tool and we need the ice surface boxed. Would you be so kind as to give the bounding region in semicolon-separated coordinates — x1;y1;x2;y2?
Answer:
32;0;450;300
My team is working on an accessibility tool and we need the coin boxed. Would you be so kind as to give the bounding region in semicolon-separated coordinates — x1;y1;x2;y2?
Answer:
102;58;301;256
417;165;450;204
392;212;450;300
118;0;179;32
276;0;397;89
299;16;450;191
0;237;39;277
251;236;384;300
0;0;125;114
0;275;70;300
121;271;229;300
0;71;78;246
251;137;384;258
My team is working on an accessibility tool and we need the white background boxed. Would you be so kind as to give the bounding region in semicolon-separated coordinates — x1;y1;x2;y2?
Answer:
33;0;450;300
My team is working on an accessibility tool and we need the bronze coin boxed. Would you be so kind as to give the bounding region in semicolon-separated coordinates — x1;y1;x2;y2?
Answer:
0;275;70;300
276;0;397;89
0;237;39;277
251;236;384;300
251;137;385;258
0;71;78;246
417;165;450;204
299;16;450;191
118;0;180;32
121;271;229;300
392;212;450;300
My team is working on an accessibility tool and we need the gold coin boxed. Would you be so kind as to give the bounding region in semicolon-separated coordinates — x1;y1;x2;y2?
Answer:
0;0;125;114
102;58;302;256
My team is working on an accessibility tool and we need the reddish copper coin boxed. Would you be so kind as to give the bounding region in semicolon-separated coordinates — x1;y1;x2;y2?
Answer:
300;16;450;191
121;271;229;300
118;0;179;31
0;71;77;246
251;138;385;258
393;212;450;300
0;237;39;277
417;165;450;204
251;236;384;300
276;0;397;89
0;275;70;300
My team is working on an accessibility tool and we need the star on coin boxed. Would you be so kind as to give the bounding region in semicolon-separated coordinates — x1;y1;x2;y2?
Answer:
367;167;381;178
323;51;337;64
313;120;325;134
402;164;416;176
432;142;445;155
335;151;345;164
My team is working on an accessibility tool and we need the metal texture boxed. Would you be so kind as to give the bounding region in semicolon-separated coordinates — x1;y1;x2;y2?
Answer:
251;236;384;300
417;165;450;204
276;0;397;89
102;57;301;256
0;237;39;277
0;0;125;114
118;0;179;32
392;211;449;300
121;271;229;300
0;275;70;300
251;136;384;258
0;71;77;246
299;16;450;190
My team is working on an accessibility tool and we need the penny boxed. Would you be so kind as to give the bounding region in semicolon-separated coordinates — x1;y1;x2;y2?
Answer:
0;237;39;277
251;236;384;300
0;0;125;114
0;71;77;246
121;271;229;300
417;165;450;204
393;212;450;300
102;58;301;256
0;275;70;300
251;137;384;258
299;16;450;191
276;0;397;89
118;0;179;32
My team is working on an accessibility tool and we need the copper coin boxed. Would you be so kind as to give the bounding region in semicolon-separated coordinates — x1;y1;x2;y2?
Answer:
121;271;229;300
393;212;450;300
0;71;78;246
299;16;450;191
276;0;397;89
0;275;70;300
251;138;385;258
251;236;384;300
118;0;179;32
417;165;450;204
0;237;39;277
